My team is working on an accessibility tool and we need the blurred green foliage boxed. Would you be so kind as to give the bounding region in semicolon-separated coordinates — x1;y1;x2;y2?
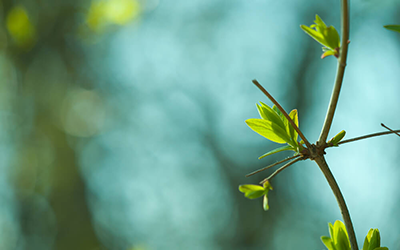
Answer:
1;0;399;249
1;0;141;249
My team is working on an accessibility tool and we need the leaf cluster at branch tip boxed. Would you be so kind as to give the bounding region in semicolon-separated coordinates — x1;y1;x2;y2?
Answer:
384;25;400;33
321;220;389;250
301;15;341;59
245;102;302;159
238;181;273;211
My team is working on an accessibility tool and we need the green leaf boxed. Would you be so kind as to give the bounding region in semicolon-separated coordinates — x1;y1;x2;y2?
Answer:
238;185;265;199
301;24;327;47
363;230;371;250
315;14;327;30
263;194;269;210
272;105;282;117
321;236;335;250
331;221;350;250
239;184;264;193
246;119;292;144
366;229;380;250
322;50;337;59
258;102;286;130
301;15;341;58
362;228;388;250
328;130;346;146
335;228;351;250
324;26;341;50
258;145;296;159
262;182;273;211
368;231;380;250
329;222;334;237
245;190;265;199
384;25;400;33
288;109;299;143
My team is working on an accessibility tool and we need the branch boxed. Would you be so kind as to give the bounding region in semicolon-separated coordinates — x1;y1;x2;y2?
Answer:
318;0;350;146
246;154;301;177
381;123;400;137
314;156;358;250
252;79;312;149
315;1;358;249
336;129;400;145
259;157;303;184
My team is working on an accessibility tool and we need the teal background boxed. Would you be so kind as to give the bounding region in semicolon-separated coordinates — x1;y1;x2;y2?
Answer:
1;0;400;249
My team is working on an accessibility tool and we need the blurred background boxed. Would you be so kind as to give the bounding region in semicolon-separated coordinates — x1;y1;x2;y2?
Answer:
0;0;399;249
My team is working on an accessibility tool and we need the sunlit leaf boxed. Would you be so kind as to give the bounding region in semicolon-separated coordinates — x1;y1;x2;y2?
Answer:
239;184;265;199
322;221;351;250
239;184;264;193
321;236;334;250
258;102;286;130
272;105;283;117
262;181;273;211
363;229;385;250
246;119;292;144
258;145;295;159
335;227;350;250
322;50;337;59
301;25;327;47
384;25;400;33
328;130;346;146
325;26;341;50
301;15;340;59
315;15;327;30
288;109;299;143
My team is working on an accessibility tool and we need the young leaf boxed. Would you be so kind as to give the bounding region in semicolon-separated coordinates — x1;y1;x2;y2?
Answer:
329;222;334;239
322;221;350;250
301;14;340;58
238;185;265;199
328;130;346;146
362;229;386;250
335;227;351;250
262;181;273;211
332;221;350;250
368;229;380;250
258;102;286;130
288;109;299;143
246;119;292;144
301;25;327;47
325;26;341;50
322;50;337;59
321;236;335;250
272;105;282;117
384;25;400;33
263;194;270;211
258;145;296;159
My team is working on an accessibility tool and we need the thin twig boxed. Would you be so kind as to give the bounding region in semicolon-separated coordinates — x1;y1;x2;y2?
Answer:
252;79;312;149
259;157;303;184
246;154;301;177
381;123;400;137
318;0;350;146
336;129;400;145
